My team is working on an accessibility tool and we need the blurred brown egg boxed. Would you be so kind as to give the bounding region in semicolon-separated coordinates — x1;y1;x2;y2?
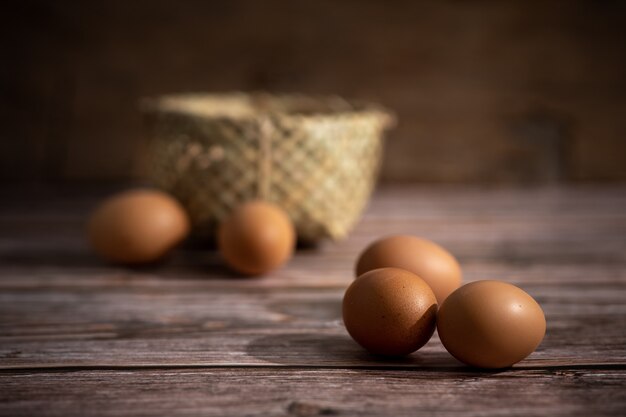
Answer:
342;267;438;356
355;235;462;304
218;201;295;276
88;189;190;264
437;280;546;369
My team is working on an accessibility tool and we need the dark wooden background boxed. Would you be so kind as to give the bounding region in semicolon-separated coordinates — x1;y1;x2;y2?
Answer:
2;0;626;184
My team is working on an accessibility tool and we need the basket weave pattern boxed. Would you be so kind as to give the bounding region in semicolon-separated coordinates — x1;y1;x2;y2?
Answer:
144;93;394;242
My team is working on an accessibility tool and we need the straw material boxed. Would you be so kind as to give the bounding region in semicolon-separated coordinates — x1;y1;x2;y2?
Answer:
142;93;394;242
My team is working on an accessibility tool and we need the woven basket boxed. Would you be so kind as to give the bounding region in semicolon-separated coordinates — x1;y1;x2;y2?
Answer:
142;93;394;242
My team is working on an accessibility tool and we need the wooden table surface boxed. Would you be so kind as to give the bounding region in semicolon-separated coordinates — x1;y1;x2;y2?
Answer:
1;185;625;416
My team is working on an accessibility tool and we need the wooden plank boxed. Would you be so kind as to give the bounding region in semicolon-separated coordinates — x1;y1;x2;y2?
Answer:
1;368;625;417
0;259;625;289
1;186;625;271
0;275;624;369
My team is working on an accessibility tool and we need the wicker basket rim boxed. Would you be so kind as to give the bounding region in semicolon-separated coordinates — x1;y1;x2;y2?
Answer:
141;92;395;127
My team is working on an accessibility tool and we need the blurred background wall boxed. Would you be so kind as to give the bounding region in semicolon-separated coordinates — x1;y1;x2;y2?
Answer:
2;0;625;184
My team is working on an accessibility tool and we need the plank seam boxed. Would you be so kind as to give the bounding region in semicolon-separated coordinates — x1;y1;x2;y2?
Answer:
1;363;625;373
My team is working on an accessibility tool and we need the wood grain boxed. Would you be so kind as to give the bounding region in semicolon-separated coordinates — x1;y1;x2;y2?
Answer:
0;277;624;369
0;185;625;415
1;368;625;417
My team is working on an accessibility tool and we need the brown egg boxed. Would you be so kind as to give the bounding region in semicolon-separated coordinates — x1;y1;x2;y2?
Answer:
437;280;546;368
218;201;295;276
88;189;190;264
342;267;438;356
355;235;462;304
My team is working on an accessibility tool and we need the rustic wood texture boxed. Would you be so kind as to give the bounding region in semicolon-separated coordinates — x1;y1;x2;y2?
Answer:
1;369;625;417
0;185;625;415
2;0;626;184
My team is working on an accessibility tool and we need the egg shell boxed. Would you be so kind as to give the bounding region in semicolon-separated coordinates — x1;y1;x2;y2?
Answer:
218;201;295;276
88;189;190;264
342;267;438;356
355;235;462;304
437;280;546;369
